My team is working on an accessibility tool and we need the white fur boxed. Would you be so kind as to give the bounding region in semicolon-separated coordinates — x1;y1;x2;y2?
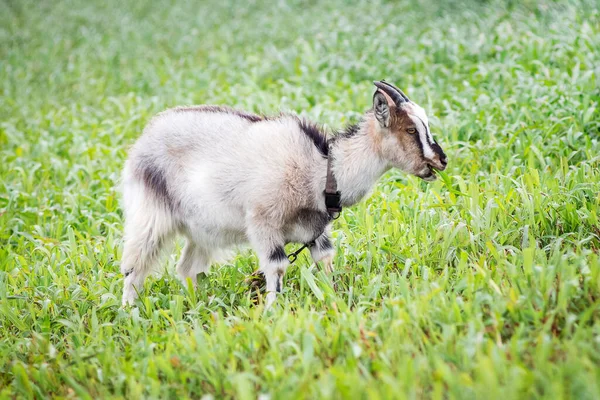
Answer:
120;91;446;306
406;103;436;159
121;109;339;306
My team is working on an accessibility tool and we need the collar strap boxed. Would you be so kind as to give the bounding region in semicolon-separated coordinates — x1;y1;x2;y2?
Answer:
325;143;342;218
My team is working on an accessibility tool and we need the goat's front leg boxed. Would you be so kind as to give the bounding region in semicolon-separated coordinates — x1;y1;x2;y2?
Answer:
247;222;289;308
263;246;288;307
310;225;335;274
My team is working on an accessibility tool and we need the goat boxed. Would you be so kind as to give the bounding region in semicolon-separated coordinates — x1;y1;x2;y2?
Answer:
120;81;447;306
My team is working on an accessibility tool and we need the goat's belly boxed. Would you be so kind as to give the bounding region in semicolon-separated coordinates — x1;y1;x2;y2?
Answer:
285;226;318;244
189;225;248;248
183;218;248;248
178;199;248;248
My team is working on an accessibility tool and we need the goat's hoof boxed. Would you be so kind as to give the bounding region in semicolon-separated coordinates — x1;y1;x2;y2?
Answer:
244;271;266;306
264;292;277;310
245;270;266;290
121;297;136;308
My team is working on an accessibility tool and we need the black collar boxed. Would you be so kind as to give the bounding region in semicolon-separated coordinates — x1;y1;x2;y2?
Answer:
324;142;342;219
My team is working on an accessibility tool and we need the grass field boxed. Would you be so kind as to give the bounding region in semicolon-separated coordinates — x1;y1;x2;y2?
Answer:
1;0;600;398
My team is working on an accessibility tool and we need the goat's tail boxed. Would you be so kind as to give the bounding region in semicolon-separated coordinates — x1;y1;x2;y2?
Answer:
120;161;175;277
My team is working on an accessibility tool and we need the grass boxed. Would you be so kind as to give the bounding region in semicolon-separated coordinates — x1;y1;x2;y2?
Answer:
1;0;599;398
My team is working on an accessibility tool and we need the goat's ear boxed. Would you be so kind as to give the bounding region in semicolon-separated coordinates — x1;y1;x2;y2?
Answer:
373;90;392;128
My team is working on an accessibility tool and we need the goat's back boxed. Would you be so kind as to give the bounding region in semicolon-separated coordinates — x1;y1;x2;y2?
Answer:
123;106;328;234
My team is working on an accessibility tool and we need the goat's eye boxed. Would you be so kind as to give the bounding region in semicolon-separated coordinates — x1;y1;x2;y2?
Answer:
407;128;416;134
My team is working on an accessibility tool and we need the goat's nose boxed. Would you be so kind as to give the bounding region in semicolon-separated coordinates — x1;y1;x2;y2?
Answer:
433;156;448;171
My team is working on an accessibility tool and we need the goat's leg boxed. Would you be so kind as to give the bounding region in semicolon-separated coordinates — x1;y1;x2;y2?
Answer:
121;180;174;306
260;243;288;307
121;221;171;306
262;246;288;307
246;223;288;307
310;226;335;274
176;240;210;286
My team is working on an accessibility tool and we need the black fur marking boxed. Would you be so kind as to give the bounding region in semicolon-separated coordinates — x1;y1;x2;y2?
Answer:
413;131;425;159
275;268;284;292
329;122;361;146
138;158;175;210
235;111;263;123
340;123;360;139
431;142;446;160
298;119;328;156
175;105;263;123
268;246;287;263
275;278;281;292
315;235;333;251
414;116;446;160
291;208;331;240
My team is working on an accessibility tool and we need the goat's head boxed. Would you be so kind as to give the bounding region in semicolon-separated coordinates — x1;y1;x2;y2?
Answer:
372;80;447;181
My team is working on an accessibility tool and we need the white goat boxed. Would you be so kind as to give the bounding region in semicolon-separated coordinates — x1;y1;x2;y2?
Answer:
120;81;447;306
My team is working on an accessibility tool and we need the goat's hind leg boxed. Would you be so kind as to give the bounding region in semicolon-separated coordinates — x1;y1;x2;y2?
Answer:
121;181;174;306
121;222;170;306
176;240;211;286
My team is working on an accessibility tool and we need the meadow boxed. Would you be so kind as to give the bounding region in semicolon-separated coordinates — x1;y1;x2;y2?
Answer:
1;0;599;398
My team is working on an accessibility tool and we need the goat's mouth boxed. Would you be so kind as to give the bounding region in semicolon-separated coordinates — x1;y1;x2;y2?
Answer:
418;165;438;181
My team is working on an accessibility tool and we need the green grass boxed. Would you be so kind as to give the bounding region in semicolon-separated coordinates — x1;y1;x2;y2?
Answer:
1;0;600;398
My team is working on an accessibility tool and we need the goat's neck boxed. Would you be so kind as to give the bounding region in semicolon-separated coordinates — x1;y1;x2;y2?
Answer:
330;114;390;207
